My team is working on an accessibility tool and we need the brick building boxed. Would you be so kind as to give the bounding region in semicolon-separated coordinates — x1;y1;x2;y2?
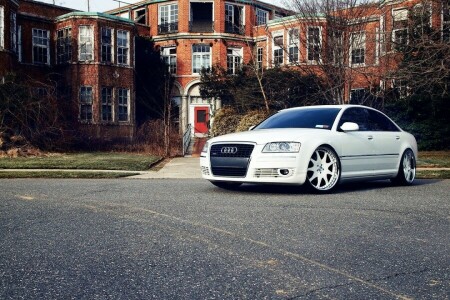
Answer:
1;0;449;142
107;0;291;137
0;0;149;141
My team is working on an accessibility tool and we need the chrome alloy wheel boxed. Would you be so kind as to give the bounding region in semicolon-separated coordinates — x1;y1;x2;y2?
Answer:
402;149;416;184
307;147;340;192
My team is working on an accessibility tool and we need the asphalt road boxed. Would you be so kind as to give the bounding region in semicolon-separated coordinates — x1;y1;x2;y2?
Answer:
0;179;449;299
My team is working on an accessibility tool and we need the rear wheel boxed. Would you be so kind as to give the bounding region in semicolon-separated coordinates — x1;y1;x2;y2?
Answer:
306;147;340;193
391;149;416;185
210;181;242;190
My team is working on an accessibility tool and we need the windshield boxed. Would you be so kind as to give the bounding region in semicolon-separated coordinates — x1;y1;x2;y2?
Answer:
255;107;341;130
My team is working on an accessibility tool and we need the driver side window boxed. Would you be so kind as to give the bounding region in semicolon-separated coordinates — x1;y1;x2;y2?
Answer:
338;108;370;131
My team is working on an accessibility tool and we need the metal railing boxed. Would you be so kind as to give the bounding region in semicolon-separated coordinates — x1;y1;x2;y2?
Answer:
225;22;245;35
158;22;178;34
189;21;214;33
182;124;192;156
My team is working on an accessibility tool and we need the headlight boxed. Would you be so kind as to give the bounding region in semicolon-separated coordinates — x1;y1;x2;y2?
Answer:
201;142;209;153
262;142;301;153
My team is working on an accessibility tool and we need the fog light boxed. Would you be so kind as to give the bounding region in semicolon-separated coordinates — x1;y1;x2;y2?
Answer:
279;169;290;176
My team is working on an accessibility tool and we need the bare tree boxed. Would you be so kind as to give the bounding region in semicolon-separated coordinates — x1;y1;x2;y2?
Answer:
388;0;450;98
278;0;381;104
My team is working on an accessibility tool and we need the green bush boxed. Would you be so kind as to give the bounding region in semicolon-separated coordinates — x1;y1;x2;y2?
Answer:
210;106;242;137
235;110;272;132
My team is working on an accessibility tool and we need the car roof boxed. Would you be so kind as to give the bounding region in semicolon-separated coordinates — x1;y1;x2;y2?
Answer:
280;105;371;112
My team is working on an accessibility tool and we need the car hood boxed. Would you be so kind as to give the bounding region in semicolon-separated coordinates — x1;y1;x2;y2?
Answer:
209;128;333;145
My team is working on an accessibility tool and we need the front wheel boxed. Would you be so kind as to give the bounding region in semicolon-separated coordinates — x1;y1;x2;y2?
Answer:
391;149;416;185
306;147;341;193
210;181;242;190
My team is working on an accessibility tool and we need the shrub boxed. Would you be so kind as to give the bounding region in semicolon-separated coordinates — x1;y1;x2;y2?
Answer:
235;110;272;132
210;106;242;137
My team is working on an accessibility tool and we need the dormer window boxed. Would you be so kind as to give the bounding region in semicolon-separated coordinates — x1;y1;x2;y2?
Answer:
256;8;268;26
159;3;178;34
225;3;244;34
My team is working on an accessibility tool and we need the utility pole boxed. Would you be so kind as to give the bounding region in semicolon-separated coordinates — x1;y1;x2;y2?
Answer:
87;0;90;12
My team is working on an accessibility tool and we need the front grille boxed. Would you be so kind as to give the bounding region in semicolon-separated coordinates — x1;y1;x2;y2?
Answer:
211;167;247;177
210;143;254;158
210;143;254;178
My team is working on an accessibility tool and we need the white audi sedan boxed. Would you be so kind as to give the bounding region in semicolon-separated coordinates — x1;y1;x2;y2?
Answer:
200;105;417;192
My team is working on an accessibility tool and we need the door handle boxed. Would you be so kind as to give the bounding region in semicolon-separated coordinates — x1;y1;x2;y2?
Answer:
396;136;400;140
367;135;373;140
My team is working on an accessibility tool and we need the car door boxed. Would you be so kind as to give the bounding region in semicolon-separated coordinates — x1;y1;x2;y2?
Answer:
366;109;402;174
336;107;377;178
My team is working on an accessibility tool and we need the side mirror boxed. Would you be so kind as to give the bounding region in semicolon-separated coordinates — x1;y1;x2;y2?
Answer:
249;125;256;131
340;122;359;132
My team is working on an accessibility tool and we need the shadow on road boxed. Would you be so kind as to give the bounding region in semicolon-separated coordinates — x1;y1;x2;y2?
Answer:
205;179;441;195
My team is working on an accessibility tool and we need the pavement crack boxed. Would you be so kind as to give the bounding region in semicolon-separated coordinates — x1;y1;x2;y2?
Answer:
368;268;429;283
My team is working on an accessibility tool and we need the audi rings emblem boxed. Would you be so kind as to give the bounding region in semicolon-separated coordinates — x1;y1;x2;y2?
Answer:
221;146;238;154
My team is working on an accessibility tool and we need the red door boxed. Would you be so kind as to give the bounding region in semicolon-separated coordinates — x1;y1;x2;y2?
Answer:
194;107;209;134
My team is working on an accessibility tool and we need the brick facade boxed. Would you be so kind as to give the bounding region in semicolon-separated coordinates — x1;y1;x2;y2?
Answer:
0;0;147;141
2;0;448;141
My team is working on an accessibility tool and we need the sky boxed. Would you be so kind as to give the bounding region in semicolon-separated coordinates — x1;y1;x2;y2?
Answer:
36;0;288;13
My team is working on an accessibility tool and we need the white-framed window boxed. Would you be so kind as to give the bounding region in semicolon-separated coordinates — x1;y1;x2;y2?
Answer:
79;86;93;122
256;47;263;70
162;47;177;74
17;25;22;62
192;44;211;74
350;31;365;66
10;11;17;53
288;28;299;63
32;28;50;65
330;30;343;65
101;27;113;63
392;28;408;51
392;79;408;99
443;0;450;42
392;8;408;23
379;16;386;56
57;27;72;64
307;26;321;63
350;88;366;104
412;3;432;36
225;3;244;34
79;25;93;61
158;3;178;33
256;8;268;26
117;30;129;65
0;6;4;49
273;32;284;66
227;47;242;74
392;8;408;51
101;87;113;122
117;88;129;122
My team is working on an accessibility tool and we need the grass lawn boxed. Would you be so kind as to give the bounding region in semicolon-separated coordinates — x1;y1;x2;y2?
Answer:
0;152;161;171
416;170;450;179
417;151;450;168
0;171;140;179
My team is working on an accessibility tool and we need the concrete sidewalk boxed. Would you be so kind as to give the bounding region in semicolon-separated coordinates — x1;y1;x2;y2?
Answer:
127;157;201;179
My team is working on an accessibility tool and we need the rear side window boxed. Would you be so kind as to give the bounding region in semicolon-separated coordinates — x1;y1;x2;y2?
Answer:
367;109;400;131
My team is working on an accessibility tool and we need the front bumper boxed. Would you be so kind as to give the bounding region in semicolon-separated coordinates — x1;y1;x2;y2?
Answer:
200;143;308;185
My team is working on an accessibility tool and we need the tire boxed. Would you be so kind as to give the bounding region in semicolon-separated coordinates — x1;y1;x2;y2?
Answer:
306;146;341;193
210;181;242;190
391;149;416;185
